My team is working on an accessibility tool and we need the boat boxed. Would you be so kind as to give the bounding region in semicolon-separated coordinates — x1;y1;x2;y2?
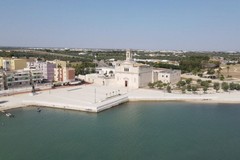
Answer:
5;113;14;118
37;108;41;112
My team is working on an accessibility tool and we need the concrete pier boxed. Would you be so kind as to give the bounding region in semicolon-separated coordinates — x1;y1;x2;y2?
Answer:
0;85;129;113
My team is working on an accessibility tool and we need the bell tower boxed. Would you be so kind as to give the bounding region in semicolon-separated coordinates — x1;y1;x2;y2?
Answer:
126;49;132;61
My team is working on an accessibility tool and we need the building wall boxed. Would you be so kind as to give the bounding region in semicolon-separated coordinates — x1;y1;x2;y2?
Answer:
54;68;63;82
53;60;67;68
81;74;115;86
115;72;139;88
3;69;43;89
139;69;153;87
46;62;56;81
3;59;11;71
11;59;27;70
4;70;30;89
65;68;75;82
153;69;181;84
115;62;153;89
169;70;181;84
0;58;27;71
96;67;115;76
54;67;75;82
0;58;3;69
0;71;4;90
27;61;56;81
157;72;171;83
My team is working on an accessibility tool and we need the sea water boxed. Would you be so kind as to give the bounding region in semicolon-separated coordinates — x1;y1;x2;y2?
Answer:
1;102;240;160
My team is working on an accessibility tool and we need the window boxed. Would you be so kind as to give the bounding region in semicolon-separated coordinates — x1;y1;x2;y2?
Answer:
124;68;129;72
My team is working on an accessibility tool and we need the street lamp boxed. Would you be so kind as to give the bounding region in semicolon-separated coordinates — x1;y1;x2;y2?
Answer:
94;88;96;103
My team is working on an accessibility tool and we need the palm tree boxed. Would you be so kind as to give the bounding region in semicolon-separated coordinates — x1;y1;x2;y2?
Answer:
227;65;230;77
217;67;222;78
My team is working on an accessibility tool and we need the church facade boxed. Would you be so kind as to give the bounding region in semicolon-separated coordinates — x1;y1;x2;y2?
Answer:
115;50;153;88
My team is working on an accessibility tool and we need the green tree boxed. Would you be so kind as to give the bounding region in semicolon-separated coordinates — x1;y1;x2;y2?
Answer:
235;84;240;90
187;84;192;91
167;86;171;93
186;78;192;84
181;87;186;94
163;83;168;87
220;75;225;81
221;82;229;92
197;79;202;84
217;67;222;78
191;86;197;93
155;81;163;89
207;69;215;74
177;80;186;88
156;83;163;89
203;86;208;93
229;82;236;90
201;81;209;88
213;82;220;92
148;82;154;88
227;65;230;77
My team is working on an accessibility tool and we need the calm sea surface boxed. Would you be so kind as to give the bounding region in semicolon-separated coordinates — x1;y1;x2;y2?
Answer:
1;102;240;160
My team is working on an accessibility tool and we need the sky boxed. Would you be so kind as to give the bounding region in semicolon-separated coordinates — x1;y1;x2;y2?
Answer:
0;0;239;51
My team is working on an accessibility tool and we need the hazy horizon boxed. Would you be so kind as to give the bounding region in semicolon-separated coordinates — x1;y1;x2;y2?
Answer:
1;45;240;52
0;0;239;51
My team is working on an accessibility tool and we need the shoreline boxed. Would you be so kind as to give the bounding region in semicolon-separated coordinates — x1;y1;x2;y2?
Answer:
2;99;240;113
2;96;240;113
1;85;240;113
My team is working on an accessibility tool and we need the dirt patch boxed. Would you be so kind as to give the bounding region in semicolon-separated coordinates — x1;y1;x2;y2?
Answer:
220;64;240;79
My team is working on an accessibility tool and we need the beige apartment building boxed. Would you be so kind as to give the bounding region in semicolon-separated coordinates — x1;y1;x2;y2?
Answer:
0;57;27;71
52;60;67;68
54;67;75;82
11;59;27;70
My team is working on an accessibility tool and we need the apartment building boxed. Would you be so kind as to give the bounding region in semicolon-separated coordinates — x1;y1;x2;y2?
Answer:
4;69;43;89
27;61;56;82
54;67;75;82
0;57;27;71
0;71;4;90
52;60;67;68
11;59;27;70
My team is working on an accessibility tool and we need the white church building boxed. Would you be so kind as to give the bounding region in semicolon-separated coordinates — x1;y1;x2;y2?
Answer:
114;50;153;88
79;49;181;89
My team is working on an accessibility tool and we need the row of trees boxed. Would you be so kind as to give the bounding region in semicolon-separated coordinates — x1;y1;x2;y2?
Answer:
177;78;240;93
177;79;211;93
0;51;89;63
71;62;96;75
148;81;172;93
179;55;210;73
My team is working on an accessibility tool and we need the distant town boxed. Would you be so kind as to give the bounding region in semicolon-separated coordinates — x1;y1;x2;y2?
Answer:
0;47;240;95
